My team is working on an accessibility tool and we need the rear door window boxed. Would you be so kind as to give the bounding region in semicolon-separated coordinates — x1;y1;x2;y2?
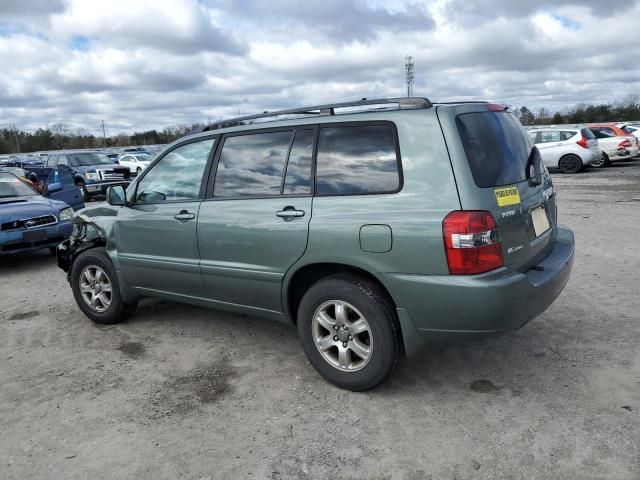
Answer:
283;129;314;195
315;124;400;195
214;130;293;197
591;128;614;139
539;131;561;143
456;112;531;188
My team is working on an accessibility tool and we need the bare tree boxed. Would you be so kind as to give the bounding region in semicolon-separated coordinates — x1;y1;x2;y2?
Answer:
50;123;71;149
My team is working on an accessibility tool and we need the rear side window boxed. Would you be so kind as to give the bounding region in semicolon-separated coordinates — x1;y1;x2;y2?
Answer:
316;125;400;195
456;112;530;188
560;131;576;141
214;131;292;197
581;128;596;140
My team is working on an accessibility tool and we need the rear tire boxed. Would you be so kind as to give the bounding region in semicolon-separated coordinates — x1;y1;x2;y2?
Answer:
558;154;583;174
76;180;91;202
70;248;137;324
297;274;402;391
136;167;142;175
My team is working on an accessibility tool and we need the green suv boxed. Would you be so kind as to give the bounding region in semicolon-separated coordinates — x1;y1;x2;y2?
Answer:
57;98;575;390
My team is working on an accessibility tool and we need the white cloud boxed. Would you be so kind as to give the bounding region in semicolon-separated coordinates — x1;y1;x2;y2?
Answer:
0;0;639;134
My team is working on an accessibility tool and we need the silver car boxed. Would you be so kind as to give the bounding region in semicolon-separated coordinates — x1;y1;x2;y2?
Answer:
528;127;601;173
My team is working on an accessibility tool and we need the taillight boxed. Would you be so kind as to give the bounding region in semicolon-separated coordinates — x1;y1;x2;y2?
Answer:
442;211;504;275
576;137;589;149
619;139;632;148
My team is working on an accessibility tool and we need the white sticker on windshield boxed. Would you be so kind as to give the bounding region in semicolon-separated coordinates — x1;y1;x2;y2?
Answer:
0;178;19;182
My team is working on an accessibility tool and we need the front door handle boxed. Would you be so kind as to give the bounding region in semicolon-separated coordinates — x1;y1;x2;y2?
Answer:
174;210;195;222
276;207;305;220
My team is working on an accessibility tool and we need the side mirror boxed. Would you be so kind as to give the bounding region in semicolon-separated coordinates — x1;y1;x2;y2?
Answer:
107;185;127;206
45;182;63;194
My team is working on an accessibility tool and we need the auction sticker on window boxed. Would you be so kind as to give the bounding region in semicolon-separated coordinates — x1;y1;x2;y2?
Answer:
494;186;521;207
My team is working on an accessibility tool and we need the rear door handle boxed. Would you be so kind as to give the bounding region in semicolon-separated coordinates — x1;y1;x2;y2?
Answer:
276;207;305;219
174;210;195;222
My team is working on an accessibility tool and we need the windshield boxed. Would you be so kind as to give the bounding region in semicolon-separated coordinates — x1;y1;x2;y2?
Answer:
456;111;531;188
0;167;27;177
0;175;37;198
134;154;152;161
68;153;113;166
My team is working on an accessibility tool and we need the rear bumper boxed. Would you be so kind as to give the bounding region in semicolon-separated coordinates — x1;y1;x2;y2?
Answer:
0;222;73;255
379;226;575;354
583;149;601;165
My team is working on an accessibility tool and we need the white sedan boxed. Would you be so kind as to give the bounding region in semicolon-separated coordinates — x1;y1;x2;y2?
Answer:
117;153;153;176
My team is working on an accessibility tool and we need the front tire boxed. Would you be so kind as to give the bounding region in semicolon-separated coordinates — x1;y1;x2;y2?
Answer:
591;153;610;168
76;180;91;202
70;248;136;324
558;154;583;174
297;274;402;391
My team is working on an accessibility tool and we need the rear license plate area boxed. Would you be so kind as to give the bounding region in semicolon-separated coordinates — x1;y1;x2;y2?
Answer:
531;206;550;237
23;230;48;243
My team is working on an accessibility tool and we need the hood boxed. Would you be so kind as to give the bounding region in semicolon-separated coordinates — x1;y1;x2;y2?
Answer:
75;164;130;173
0;195;69;222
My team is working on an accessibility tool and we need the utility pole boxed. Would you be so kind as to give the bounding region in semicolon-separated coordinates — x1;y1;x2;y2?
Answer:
405;55;415;97
12;124;21;153
101;120;107;147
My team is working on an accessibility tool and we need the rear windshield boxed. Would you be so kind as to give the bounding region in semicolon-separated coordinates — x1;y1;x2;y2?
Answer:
68;153;113;166
581;128;596;140
456;111;530;188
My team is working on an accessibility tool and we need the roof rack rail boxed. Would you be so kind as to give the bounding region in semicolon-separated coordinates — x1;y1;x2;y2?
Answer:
202;97;432;131
432;100;490;105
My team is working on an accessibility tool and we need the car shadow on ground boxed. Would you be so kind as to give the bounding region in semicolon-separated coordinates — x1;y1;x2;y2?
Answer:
124;298;567;397
0;249;58;274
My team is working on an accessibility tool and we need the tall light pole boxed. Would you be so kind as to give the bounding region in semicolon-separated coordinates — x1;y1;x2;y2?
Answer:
405;55;415;97
12;124;21;153
101;120;107;147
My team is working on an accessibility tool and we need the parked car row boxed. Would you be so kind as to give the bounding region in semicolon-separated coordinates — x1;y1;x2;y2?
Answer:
526;122;640;173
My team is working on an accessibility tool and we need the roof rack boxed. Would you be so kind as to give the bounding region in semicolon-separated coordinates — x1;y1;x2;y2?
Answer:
202;97;432;131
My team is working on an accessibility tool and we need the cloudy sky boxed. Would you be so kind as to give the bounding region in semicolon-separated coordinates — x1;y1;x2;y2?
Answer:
1;0;639;134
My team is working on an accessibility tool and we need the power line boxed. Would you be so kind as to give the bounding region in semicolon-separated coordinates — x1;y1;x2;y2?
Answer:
405;55;415;98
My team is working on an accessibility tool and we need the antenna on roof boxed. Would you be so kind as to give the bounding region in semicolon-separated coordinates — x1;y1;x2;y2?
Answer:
405;55;415;98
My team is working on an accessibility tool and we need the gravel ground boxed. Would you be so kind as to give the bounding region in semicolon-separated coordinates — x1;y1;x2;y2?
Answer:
1;161;639;480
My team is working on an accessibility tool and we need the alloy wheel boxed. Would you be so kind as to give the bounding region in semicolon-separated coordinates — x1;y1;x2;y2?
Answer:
79;265;113;313
312;300;373;372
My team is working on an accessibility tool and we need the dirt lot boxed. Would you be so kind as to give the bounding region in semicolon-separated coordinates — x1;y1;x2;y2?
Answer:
1;161;639;480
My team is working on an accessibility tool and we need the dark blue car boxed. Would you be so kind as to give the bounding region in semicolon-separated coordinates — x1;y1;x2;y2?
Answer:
0;171;84;255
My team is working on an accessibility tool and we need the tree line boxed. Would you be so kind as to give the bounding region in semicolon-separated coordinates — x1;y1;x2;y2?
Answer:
510;94;639;126
0;123;202;155
2;95;639;155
